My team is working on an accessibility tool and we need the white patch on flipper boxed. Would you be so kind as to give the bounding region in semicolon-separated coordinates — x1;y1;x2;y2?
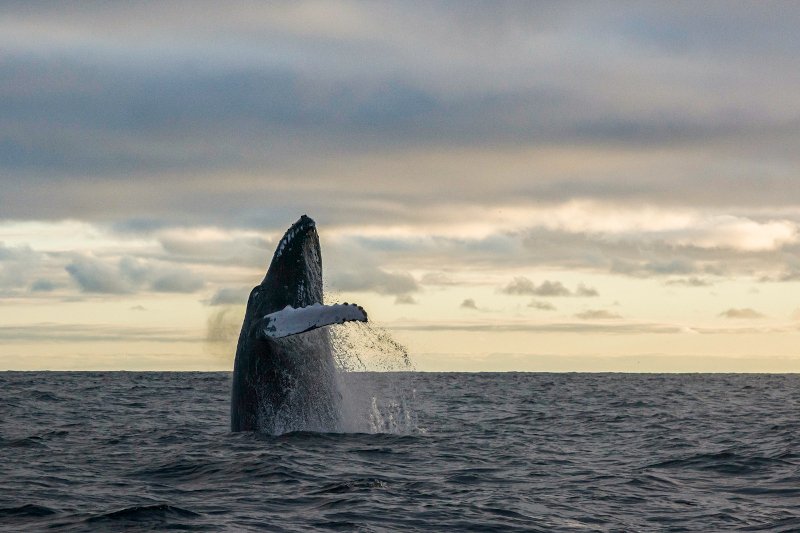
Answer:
258;303;368;339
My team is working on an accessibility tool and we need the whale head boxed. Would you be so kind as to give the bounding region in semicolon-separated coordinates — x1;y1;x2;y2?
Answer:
256;215;323;313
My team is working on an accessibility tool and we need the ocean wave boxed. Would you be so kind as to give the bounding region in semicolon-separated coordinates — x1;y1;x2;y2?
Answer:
0;372;798;531
89;503;199;519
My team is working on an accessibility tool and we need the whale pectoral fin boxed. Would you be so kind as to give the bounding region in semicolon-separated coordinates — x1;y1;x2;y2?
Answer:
256;303;368;340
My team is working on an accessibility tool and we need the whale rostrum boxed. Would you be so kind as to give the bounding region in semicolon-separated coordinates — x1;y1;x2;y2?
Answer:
230;215;368;433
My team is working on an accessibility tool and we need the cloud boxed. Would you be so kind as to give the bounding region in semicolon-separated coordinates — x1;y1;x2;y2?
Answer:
3;3;800;370
662;216;797;252
501;277;598;297
719;308;765;319
328;266;418;295
528;300;556;311
207;287;251;306
502;277;568;296
118;257;151;286
29;279;57;292
388;320;678;335
611;258;698;277
0;323;197;343
575;310;622;320
531;280;571;297
157;229;271;268
65;255;205;295
460;298;478;310
65;257;130;294
0;4;798;292
420;272;461;286
0;242;43;293
129;305;147;311
150;271;205;293
666;276;713;287
2;3;800;229
574;283;599;297
123;257;205;293
523;204;799;252
394;294;417;305
500;277;535;295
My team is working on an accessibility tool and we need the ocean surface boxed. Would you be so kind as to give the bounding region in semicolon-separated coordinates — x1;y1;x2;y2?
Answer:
1;372;798;532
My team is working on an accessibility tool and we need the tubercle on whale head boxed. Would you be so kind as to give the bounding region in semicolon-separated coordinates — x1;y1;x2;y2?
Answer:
269;215;316;263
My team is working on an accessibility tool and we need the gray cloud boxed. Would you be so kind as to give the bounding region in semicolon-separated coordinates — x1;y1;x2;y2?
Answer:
501;277;598;297
575;309;622;320
394;294;417;305
719;308;765;319
335;227;787;282
612;258;699;277
389;320;678;335
118;257;151;286
38;217;796;306
0;323;198;343
528;300;556;311
158;234;272;268
2;2;800;226
29;279;57;292
574;283;599;297
420;272;461;286
389;319;797;335
151;271;205;293
500;277;535;295
502;277;569;296
317;222;800;291
207;287;251;306
0;243;43;294
328;266;418;296
129;258;205;293
460;298;478;310
66;257;129;294
65;255;205;294
529;280;571;297
666;277;713;287
2;1;800;321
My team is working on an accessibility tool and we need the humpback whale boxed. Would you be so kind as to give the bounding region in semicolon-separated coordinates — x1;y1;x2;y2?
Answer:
230;215;368;433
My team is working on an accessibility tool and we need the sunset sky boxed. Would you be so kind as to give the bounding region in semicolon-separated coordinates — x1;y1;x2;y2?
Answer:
2;2;800;371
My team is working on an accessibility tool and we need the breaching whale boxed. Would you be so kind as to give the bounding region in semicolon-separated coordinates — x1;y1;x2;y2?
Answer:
230;215;367;433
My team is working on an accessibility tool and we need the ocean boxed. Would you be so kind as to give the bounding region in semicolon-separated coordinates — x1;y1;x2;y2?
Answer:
1;372;798;531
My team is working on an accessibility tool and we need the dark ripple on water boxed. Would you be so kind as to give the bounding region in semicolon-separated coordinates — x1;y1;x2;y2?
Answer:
1;372;799;531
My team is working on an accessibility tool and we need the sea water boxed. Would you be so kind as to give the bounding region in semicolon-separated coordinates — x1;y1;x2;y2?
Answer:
1;372;798;531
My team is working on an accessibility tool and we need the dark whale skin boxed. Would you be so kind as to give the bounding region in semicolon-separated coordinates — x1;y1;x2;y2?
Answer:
230;215;340;433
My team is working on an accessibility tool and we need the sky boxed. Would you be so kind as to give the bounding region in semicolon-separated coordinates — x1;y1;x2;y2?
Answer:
2;1;800;371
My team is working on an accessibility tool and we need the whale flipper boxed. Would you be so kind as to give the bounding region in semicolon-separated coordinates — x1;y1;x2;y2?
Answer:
256;303;368;340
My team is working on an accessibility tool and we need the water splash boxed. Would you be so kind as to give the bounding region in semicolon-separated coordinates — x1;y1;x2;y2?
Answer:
247;320;421;435
330;321;414;373
330;322;422;434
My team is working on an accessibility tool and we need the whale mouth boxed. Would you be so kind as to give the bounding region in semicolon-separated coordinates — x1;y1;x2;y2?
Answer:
273;214;316;262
